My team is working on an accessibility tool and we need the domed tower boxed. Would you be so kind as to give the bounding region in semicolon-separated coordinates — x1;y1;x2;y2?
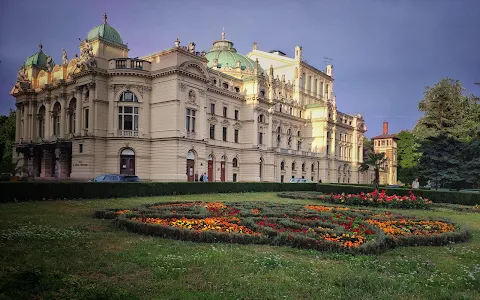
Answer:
82;13;128;63
205;30;261;78
23;43;55;78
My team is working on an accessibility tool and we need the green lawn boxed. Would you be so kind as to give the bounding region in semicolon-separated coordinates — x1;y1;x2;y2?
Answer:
1;192;479;300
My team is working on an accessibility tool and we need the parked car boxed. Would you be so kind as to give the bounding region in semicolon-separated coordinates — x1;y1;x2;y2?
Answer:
91;174;141;182
289;178;314;183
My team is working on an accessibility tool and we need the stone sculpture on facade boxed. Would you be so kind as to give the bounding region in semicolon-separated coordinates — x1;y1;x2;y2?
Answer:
188;42;196;53
62;48;68;65
77;40;97;69
46;56;53;72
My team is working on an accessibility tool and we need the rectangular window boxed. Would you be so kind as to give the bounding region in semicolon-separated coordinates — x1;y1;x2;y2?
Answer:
79;143;83;153
223;106;227;118
210;103;215;115
186;109;196;132
233;173;237;182
118;106;139;132
85;109;89;129
222;127;227;141
281;175;284;183
234;129;239;143
326;144;330;154
234;110;239;120
210;124;215;139
299;111;302;118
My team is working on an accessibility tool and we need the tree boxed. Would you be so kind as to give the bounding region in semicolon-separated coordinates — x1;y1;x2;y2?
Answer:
396;130;421;184
359;152;387;191
362;137;374;161
413;78;480;188
0;109;16;172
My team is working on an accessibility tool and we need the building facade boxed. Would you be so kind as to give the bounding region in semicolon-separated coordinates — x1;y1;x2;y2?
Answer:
11;15;375;183
372;122;398;185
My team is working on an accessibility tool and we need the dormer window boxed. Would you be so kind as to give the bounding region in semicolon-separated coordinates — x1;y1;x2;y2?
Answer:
223;82;229;89
260;90;265;97
234;87;240;93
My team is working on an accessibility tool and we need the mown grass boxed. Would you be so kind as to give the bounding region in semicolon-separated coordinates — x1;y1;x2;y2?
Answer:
0;192;479;300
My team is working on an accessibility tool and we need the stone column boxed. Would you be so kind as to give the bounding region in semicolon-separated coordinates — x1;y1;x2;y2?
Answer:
88;82;95;134
330;128;336;157
75;87;82;135
24;102;31;141
253;109;258;145
267;112;273;148
44;99;51;141
198;89;205;140
15;103;21;142
108;84;115;136
60;94;67;138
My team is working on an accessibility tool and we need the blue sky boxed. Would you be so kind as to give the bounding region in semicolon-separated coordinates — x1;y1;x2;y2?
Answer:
1;0;479;137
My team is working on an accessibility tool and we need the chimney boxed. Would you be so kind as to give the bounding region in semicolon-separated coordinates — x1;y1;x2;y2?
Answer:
383;122;388;135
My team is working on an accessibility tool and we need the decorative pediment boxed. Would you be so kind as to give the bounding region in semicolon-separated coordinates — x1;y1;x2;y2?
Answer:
221;119;230;126
233;121;242;129
208;116;218;124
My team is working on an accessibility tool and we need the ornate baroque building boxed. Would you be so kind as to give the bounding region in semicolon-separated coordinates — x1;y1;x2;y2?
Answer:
11;15;375;183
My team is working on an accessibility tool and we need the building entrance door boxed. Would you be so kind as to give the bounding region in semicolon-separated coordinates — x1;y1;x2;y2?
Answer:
187;159;195;182
220;161;226;182
208;160;214;182
120;148;135;175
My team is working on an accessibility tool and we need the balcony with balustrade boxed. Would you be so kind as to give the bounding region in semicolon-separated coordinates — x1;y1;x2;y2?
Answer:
109;58;151;72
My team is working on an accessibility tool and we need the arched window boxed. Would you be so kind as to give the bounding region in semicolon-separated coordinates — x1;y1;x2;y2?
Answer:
311;164;315;172
292;162;296;171
119;90;139;102
38;106;46;138
302;163;305;172
277;126;281;134
52;102;61;136
233;157;238;168
223;82;229;89
280;161;285;171
68;98;76;134
258;114;264;123
260;90;265;97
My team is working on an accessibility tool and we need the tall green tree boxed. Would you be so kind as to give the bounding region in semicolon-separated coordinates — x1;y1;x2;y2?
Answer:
396;130;421;184
0;109;16;172
359;152;387;191
413;78;479;188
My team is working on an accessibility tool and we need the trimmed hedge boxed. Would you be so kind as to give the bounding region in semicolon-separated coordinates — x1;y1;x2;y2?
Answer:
316;184;480;206
0;182;317;202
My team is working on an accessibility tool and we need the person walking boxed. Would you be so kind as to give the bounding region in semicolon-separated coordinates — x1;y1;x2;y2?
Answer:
199;173;204;182
204;173;209;182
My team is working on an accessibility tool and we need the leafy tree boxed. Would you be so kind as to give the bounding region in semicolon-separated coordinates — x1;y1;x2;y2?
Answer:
414;78;475;141
0;109;16;172
396;130;421;184
362;137;374;161
413;78;480;188
359;152;387;191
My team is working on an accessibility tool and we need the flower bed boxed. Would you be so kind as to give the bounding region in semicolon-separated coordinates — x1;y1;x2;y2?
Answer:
279;190;432;209
95;201;468;254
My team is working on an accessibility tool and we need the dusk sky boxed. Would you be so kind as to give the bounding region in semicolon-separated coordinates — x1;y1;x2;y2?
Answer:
1;0;479;137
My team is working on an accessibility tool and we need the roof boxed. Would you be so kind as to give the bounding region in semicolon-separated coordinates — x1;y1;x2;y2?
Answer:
372;134;399;140
205;33;260;71
24;44;54;69
86;14;123;45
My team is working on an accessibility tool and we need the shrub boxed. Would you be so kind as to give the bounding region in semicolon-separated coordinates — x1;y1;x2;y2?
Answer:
0;182;316;203
316;184;480;206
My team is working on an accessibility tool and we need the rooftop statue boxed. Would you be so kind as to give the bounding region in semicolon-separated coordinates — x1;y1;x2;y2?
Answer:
62;48;68;65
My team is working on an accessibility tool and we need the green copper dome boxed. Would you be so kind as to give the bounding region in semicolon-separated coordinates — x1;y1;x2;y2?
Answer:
24;44;54;70
205;33;259;71
86;14;123;45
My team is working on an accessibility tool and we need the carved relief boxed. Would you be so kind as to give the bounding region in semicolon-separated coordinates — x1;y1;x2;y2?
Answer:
179;83;187;91
208;116;218;124
188;90;196;102
198;89;205;97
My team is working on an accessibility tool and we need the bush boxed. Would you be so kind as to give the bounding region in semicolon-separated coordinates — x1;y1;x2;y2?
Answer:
0;182;317;202
316;184;480;206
